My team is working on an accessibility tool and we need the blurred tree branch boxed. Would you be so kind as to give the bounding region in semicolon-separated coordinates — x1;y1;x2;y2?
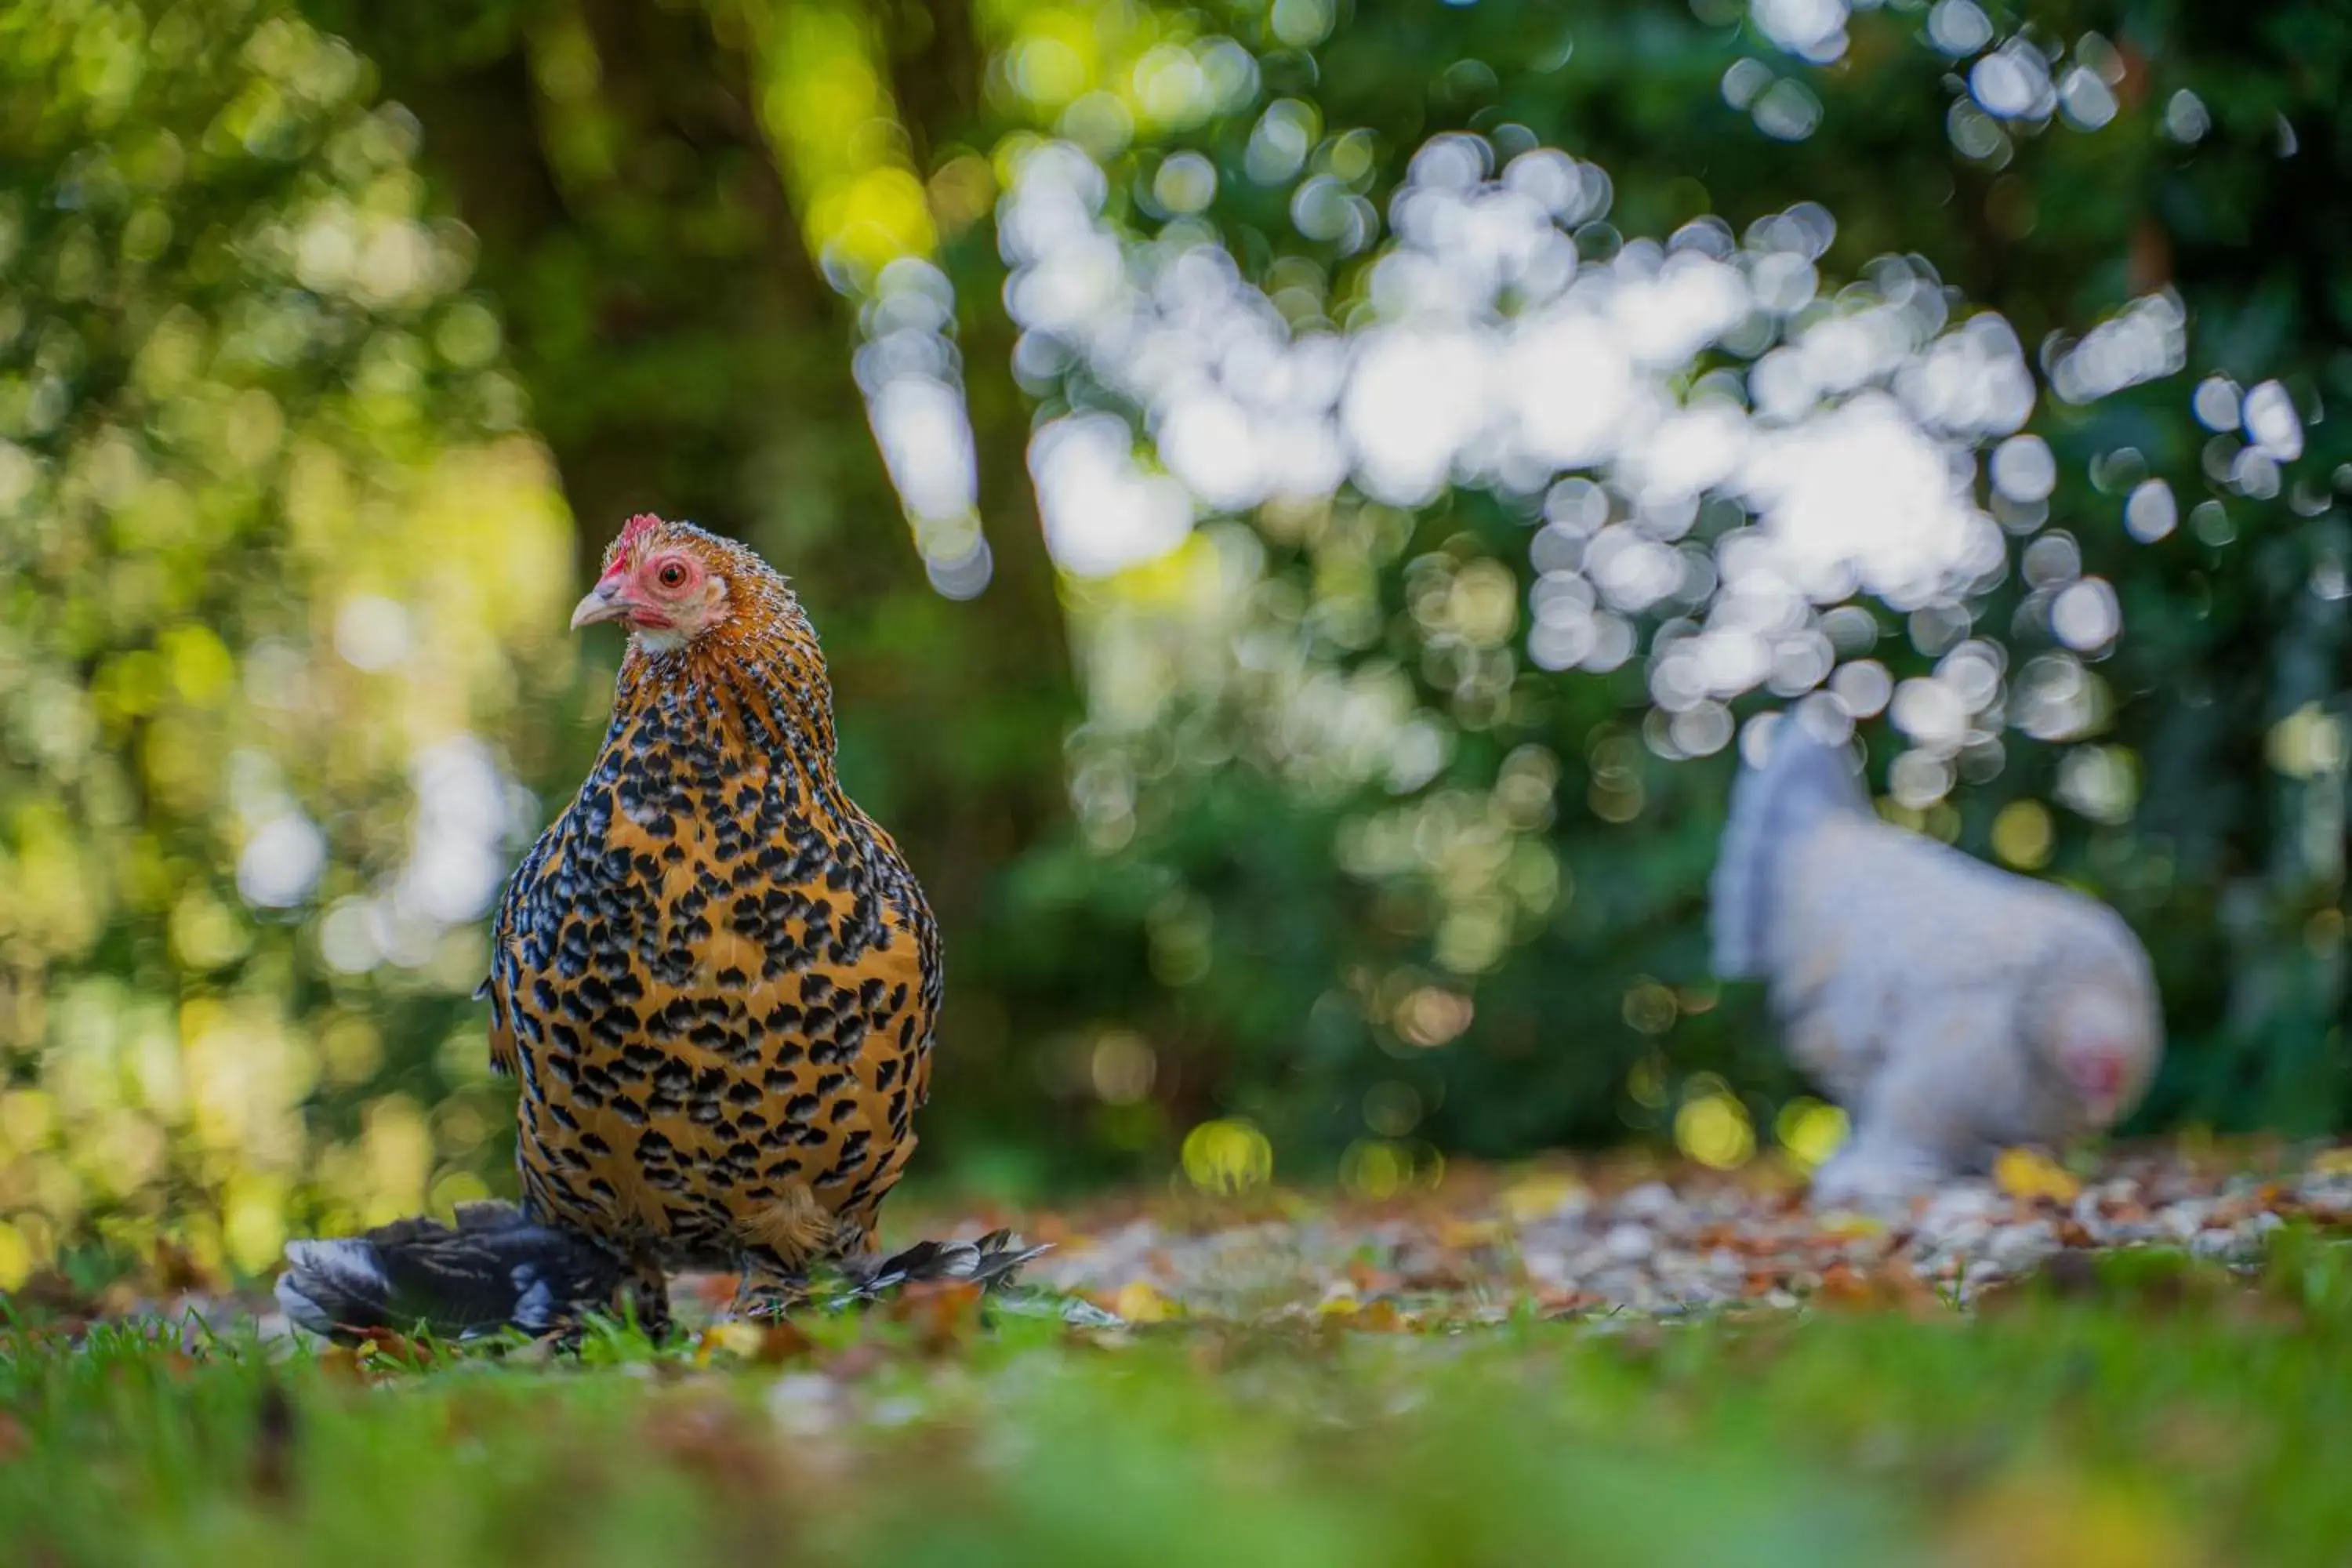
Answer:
301;0;1080;1134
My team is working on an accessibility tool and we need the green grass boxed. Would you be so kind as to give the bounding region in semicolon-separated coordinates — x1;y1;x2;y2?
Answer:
9;1234;2352;1567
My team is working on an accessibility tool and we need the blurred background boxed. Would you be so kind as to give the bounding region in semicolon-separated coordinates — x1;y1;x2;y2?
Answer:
0;0;2343;1286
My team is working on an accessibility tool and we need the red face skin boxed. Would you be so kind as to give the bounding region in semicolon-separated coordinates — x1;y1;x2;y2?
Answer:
2060;1039;2132;1127
569;522;726;643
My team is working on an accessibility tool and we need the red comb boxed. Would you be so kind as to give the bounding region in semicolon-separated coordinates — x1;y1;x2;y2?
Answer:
616;513;662;550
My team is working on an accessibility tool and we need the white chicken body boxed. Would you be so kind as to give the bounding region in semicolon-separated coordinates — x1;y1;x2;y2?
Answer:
1712;725;2161;1207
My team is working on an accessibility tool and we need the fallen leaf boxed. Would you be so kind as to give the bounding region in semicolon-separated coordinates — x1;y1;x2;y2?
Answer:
753;1319;816;1364
695;1321;766;1364
1499;1172;1587;1225
1994;1148;2082;1205
1815;1262;1875;1307
1814;1212;1890;1240
1876;1260;1946;1316
684;1274;743;1309
1812;1259;1944;1316
1436;1218;1501;1250
888;1280;983;1354
1113;1279;1171;1325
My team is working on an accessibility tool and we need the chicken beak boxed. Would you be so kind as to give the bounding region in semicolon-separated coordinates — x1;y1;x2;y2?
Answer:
569;581;632;630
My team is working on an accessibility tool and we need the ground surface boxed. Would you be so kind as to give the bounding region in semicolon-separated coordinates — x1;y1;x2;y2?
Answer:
9;1144;2352;1565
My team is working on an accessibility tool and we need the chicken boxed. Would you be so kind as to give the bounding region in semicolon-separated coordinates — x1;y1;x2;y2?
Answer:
282;515;970;1340
1711;721;2161;1209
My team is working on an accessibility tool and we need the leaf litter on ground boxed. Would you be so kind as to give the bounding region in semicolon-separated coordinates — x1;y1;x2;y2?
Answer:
10;1142;2352;1564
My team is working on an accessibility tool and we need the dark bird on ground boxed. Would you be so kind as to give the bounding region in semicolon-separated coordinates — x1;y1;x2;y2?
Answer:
275;1202;1047;1342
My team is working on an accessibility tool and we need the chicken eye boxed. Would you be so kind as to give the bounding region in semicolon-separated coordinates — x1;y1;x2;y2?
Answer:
655;561;688;590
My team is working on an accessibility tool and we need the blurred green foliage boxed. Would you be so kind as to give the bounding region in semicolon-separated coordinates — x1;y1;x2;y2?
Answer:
0;0;578;1277
0;0;2345;1273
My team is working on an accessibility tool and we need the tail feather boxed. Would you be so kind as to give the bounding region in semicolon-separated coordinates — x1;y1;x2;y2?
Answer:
834;1229;1052;1302
1710;720;1869;979
276;1202;622;1343
280;1209;1056;1341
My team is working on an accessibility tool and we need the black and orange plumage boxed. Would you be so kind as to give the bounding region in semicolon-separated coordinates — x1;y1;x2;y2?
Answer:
488;514;941;1330
278;516;1024;1341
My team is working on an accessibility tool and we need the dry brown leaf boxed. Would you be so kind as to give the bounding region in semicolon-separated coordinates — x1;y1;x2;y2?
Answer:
685;1274;742;1309
1815;1262;1874;1308
753;1319;816;1364
888;1279;984;1355
1813;1259;1943;1316
1534;1287;1595;1318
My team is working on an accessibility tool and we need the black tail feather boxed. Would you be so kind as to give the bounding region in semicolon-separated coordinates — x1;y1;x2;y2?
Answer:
279;1208;1058;1342
276;1203;623;1343
833;1229;1052;1301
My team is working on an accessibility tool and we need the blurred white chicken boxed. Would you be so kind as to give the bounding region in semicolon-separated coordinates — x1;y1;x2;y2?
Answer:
1711;721;2161;1209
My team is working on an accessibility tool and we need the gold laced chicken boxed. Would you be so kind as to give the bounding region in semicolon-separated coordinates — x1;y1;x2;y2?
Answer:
278;516;1036;1341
